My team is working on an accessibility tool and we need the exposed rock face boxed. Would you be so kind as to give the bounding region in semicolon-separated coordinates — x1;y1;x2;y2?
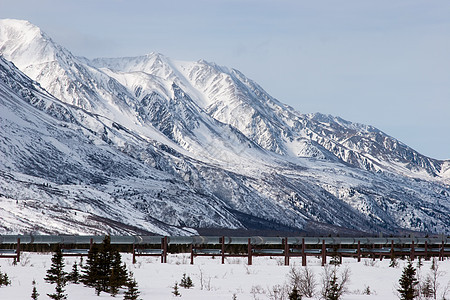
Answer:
0;19;449;235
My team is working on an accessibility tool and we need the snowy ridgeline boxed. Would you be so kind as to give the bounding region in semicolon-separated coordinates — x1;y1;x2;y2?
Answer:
1;19;450;237
0;253;449;300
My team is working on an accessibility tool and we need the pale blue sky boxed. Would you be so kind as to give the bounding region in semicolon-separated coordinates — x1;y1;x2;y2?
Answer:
1;0;449;159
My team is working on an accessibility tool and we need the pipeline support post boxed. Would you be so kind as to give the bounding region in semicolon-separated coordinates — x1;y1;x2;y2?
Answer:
357;240;361;262
390;240;394;262
284;237;289;266
221;236;225;265
302;238;306;266
16;238;21;263
161;236;168;264
248;238;252;266
321;239;326;266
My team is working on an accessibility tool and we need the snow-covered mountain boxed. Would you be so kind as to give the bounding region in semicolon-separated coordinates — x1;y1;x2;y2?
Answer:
0;19;449;235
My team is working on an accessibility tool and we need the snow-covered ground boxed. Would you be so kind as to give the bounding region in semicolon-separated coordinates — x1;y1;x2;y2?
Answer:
0;253;449;299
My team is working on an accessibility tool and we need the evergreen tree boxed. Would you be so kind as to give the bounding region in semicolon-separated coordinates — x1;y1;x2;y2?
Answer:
289;286;302;300
180;273;187;288
45;248;68;300
416;256;423;269
321;266;349;300
420;277;433;298
123;272;141;300
0;268;11;286
68;262;80;284
185;275;193;289
82;235;129;295
97;235;114;293
172;282;181;297
329;248;341;266
397;260;419;300
3;273;11;286
390;251;398;268
48;283;67;300
110;251;129;295
45;247;67;285
390;257;399;268
326;272;340;300
81;244;99;287
180;273;194;289
31;280;39;300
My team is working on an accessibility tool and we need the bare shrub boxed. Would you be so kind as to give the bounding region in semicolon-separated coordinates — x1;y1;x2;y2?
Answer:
267;283;290;300
420;258;446;300
227;258;242;264
20;253;31;267
276;258;284;266
289;265;316;298
197;266;213;291
363;258;378;267
250;285;266;299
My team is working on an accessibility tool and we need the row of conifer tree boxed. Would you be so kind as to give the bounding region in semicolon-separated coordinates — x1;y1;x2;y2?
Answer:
43;235;141;300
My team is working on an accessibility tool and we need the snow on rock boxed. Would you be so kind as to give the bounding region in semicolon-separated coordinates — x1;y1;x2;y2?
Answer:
0;19;449;235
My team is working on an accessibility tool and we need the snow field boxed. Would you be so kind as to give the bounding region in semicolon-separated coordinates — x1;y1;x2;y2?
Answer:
0;253;449;299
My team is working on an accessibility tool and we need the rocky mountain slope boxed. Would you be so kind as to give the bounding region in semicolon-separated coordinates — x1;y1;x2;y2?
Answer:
0;19;449;235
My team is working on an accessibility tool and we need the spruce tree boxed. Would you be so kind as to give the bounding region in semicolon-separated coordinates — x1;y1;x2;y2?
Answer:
420;277;433;298
390;251;398;268
321;267;349;300
110;251;128;295
180;273;187;288
81;244;99;287
45;247;68;300
397;260;419;300
123;272;141;300
97;235;114;293
172;282;181;297
3;273;11;286
31;280;40;300
49;283;67;300
82;235;129;295
68;262;80;284
180;273;194;289
390;257;399;268
0;268;11;286
326;272;340;300
185;275;193;289
289;286;302;300
45;247;67;284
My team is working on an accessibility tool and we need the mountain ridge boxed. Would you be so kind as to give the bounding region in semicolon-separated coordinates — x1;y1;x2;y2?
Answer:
0;19;449;235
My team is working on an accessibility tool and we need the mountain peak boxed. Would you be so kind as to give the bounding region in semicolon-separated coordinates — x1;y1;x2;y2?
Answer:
0;19;61;68
1;19;449;235
0;18;38;34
